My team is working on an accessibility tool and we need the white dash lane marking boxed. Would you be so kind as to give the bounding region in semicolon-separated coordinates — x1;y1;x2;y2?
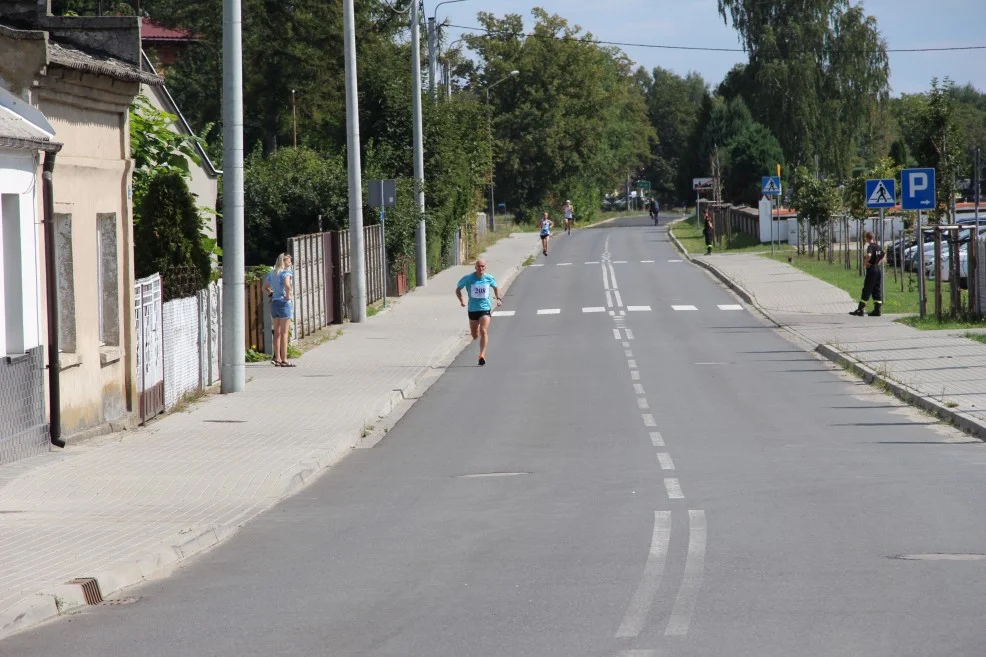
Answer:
585;260;600;264
664;478;684;499
606;290;614;308
615;511;671;639
613;329;622;340
668;259;683;263
665;510;707;637
491;310;515;317
530;263;545;267
718;304;743;311
613;260;628;264
625;350;634;358
537;308;561;315
642;413;656;427
657;453;676;471
650;431;665;447
638;398;650;410
672;305;698;311
625;328;634;340
557;262;573;266
633;384;645;395
614;290;624;307
627;305;652;312
583;306;606;313
622;341;630;348
640;260;655;263
628;360;638;369
631;371;641;381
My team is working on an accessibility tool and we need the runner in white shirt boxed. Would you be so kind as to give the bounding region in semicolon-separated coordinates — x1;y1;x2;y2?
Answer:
563;200;574;235
539;212;554;256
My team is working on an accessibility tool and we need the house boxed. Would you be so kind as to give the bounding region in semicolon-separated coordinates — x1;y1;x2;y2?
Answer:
0;0;163;454
140;18;198;74
0;87;60;465
140;52;220;244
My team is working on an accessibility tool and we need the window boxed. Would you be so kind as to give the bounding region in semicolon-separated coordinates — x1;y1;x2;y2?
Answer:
1;194;24;356
97;213;119;346
54;213;76;353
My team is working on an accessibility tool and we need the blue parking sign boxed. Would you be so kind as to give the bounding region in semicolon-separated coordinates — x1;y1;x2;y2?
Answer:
901;168;935;211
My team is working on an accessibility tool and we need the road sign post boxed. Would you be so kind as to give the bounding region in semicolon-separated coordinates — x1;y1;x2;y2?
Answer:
693;177;715;227
369;179;396;308
902;168;936;318
762;176;781;255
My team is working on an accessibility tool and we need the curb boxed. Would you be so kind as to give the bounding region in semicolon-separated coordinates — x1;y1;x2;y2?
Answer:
0;239;542;643
667;223;986;443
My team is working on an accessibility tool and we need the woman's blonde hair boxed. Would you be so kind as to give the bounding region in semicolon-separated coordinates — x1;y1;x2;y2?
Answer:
273;253;291;276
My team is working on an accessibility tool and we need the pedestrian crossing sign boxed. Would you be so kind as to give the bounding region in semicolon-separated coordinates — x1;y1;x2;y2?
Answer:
761;176;781;196
865;178;896;209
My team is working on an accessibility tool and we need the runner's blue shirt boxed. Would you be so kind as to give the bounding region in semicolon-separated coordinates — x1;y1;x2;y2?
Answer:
457;273;498;312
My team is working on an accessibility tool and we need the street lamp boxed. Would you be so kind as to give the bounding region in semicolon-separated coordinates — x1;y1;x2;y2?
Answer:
429;0;472;101
486;70;519;230
442;37;466;99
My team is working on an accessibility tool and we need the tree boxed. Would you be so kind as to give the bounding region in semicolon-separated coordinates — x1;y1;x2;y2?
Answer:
134;171;212;299
639;67;707;204
463;9;653;217
715;0;890;177
725;123;785;206
915;78;964;223
790;165;841;257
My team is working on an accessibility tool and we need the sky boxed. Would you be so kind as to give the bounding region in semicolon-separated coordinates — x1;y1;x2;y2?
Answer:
433;0;986;96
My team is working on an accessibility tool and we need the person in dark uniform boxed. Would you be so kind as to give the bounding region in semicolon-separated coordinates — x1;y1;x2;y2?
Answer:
850;231;885;317
702;211;714;255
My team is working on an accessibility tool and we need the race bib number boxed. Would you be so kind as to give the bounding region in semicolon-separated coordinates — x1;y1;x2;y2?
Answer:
470;283;489;300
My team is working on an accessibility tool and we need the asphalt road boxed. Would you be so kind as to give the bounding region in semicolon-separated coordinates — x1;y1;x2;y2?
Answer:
6;217;986;657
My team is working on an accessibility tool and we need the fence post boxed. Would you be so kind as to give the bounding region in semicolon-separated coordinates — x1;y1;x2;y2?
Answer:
332;231;345;324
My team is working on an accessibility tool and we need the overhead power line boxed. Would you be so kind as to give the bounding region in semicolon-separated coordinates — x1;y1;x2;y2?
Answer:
446;23;986;54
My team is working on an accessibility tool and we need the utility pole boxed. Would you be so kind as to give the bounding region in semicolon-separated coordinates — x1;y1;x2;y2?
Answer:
427;17;437;103
291;89;297;148
221;0;245;393
975;147;981;314
343;0;366;321
411;0;427;287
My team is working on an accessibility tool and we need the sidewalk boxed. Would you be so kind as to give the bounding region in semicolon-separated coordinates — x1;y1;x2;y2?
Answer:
0;234;540;640
676;246;986;441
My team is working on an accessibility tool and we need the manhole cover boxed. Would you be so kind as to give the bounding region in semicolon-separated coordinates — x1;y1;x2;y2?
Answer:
100;597;140;606
455;472;530;478
891;553;986;561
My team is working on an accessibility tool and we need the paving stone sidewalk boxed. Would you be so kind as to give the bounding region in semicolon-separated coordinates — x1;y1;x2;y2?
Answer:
0;233;541;640
696;253;986;435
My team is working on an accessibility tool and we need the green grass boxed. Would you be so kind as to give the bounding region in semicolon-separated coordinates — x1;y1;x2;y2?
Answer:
765;251;971;318
672;215;795;255
964;332;986;345
897;312;986;330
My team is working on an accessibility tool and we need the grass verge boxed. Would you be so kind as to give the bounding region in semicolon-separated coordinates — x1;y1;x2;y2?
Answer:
672;215;795;255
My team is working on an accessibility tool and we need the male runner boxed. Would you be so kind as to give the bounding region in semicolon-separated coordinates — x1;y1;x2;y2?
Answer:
563;200;574;234
455;258;502;366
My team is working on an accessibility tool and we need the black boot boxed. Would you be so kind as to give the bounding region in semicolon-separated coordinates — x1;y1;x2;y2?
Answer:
868;303;882;317
849;302;865;316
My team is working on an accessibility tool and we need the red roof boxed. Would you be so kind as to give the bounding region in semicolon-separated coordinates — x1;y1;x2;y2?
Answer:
141;19;198;41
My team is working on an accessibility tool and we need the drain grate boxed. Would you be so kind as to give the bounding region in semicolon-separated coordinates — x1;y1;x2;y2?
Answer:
68;578;103;605
100;597;140;606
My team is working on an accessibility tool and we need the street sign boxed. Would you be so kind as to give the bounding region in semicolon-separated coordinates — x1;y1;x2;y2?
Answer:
762;176;781;196
865;178;896;209
368;179;397;208
636;180;651;190
901;168;935;210
692;177;715;191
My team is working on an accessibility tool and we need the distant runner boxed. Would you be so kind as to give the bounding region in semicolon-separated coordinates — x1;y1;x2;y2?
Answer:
563;200;574;235
455;258;502;366
539;212;554;256
650;198;660;226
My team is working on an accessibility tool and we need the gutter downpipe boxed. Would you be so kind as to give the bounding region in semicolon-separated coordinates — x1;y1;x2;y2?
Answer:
42;147;66;448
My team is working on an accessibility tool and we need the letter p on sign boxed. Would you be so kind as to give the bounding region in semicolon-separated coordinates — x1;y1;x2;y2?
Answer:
909;172;927;196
